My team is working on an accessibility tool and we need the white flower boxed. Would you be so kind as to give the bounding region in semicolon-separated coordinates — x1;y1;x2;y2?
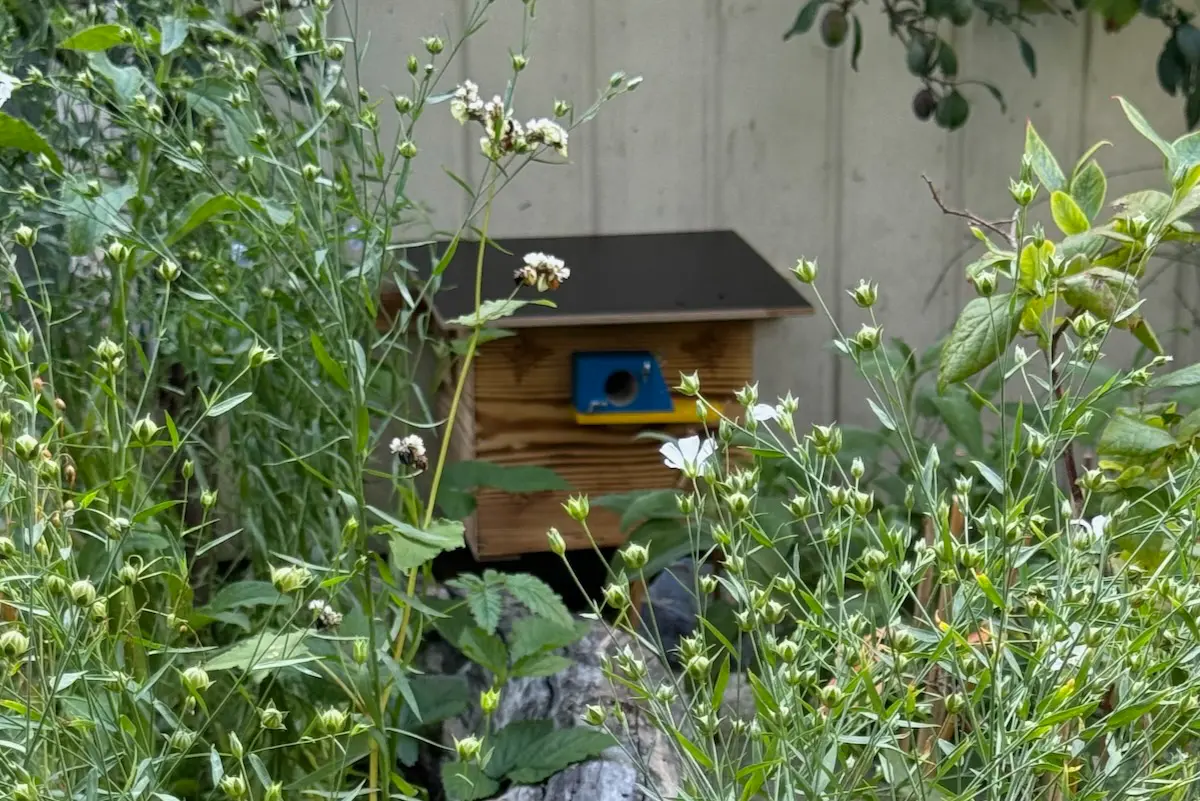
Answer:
749;404;777;422
514;252;569;291
1070;514;1108;545
525;117;568;157
660;436;717;478
0;70;18;110
450;80;483;124
390;434;428;472
307;599;343;630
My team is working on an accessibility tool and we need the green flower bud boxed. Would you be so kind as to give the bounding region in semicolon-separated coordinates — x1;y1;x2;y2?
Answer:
325;43;345;60
229;732;244;761
270;565;312;594
422;36;444;54
619;543;649;570
259;702;287;730
725;491;751;516
852;324;882;352
264;783;283;801
316;707;348;735
547;527;567;556
397;140;418;159
248;343;277;368
677;371;700;396
181;666;212;694
169;728;195;752
811;424;842;456
201;490;218;510
564;494;590;522
511;53;528;71
974;269;998;297
454;734;482;762
132;416;159;445
699;573;719;594
219;774;248;800
849;279;878;308
394;95;413;113
793;258;818;284
352;638;370;665
117;561;141;586
13;224;37;248
182;459;194;480
0;629;30;658
407;55;419;74
1009;179;1036;207
945;692;967;715
301;163;322;182
12;434;38;461
603;582;630;610
481;687;501;715
553;99;571;118
583;704;607;725
70;579;96;606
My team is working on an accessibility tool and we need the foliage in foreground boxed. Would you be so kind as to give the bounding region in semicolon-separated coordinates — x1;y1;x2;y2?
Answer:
0;0;636;798
545;99;1200;800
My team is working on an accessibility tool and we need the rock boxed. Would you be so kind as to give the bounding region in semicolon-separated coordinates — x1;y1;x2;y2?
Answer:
437;623;681;801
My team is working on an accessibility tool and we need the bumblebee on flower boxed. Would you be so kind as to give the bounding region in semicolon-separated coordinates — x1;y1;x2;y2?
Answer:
513;252;570;291
390;434;428;474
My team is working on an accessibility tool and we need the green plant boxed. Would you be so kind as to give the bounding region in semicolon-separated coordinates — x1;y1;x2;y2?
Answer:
544;97;1200;801
0;0;636;798
786;0;1200;129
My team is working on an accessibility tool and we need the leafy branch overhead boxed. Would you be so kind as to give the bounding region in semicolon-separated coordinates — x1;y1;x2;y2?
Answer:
786;0;1200;129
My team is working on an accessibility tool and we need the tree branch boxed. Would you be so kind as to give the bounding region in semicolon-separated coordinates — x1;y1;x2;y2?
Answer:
922;174;1017;246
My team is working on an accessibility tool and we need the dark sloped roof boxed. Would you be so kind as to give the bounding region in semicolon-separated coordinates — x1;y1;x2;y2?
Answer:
417;230;813;329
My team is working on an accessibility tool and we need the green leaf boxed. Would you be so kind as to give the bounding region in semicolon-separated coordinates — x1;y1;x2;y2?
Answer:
973;570;1005;609
1151;362;1200;389
442;762;500;801
1060;268;1144;334
1025;121;1065;191
159;16;189;54
405;675;471;725
1116;96;1175;170
504;573;573;627
87;53;143;101
62;181;136;256
1018;34;1037;76
310;332;349;391
1050;190;1089;234
0;112;62;171
1175;130;1200;172
1069;162;1106;222
447;298;556;328
510;652;573;678
972;460;1005;495
1131;318;1164;356
1098;413;1178;458
61;24;126;51
455;576;503;635
457;627;509;677
203;630;315;672
1113;189;1172;217
168;193;240;244
206;392;252;418
505;727;618;784
937;294;1025;392
382;514;465;572
203;581;286;612
509;617;588;664
784;0;824;38
441;461;571;494
485;720;555;779
929;393;984;458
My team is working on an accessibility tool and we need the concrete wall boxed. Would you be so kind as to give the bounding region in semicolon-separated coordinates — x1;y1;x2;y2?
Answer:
343;0;1200;428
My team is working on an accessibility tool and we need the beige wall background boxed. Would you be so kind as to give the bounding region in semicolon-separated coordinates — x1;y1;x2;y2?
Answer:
342;0;1200;428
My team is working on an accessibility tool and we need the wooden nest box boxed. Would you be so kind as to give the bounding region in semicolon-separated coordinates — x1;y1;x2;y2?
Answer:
404;230;811;560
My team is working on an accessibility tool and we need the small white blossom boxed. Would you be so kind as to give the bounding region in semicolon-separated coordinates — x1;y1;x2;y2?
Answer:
661;435;717;478
307;599;343;630
749;403;777;423
0;70;18;110
525;117;568;157
514;252;570;291
390;434;428;472
451;80;483;124
1070;515;1108;545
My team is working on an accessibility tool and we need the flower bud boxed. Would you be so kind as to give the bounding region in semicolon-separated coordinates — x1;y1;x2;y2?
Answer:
219;775;248;800
564;495;589;522
13;784;37;801
398;140;418;159
481;687;501;715
1027;430;1048;459
132;416;159;445
603;582;630;610
182;460;195;480
259;702;287;730
619;543;649;570
676;492;695;515
407;55;419;74
0;629;29;658
811;424;842;456
547;527;567;556
325;43;345;61
13;224;37;248
229;732;244;760
945;692;967;715
248;343;277;368
182;666;212;694
818;683;845;709
0;411;12;436
684;654;711;679
454;735;482;762
423;36;445;54
169;728;196;752
117;561;140;586
201;489;218;510
316;707;348;735
511;53;528;71
70;579;96;607
735;383;758;407
699;573;719;594
351;637;370;665
270;565;313;594
1009;179;1036;207
849;279;878;309
14;325;33;354
974;269;998;297
13;434;39;461
725;491;751;516
850;457;865;480
793;258;818;284
583;704;607;725
394;95;413;113
301;163;322;182
786;494;811;518
677;371;700;396
1128;213;1151;240
861;547;888;572
852;324;881;352
1080;468;1105;493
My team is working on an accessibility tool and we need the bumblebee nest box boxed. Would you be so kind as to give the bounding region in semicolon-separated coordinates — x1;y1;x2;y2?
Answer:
405;230;811;560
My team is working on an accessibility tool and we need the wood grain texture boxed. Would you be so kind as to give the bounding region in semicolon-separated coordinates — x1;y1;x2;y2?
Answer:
468;320;753;558
437;345;480;552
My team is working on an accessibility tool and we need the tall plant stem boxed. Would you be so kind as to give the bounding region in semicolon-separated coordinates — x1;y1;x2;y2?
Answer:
1051;318;1083;513
368;172;496;801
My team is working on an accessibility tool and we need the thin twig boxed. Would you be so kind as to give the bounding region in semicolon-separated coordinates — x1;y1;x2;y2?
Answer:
922;174;1016;245
1050;318;1084;513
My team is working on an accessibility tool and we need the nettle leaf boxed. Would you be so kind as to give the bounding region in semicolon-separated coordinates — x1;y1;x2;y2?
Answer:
1151;362;1200;389
504;727;618;784
509;617;589;664
1099;414;1178;458
485;720;555;779
60;23;126;51
203;581;285;612
440;461;571;494
371;506;466;571
0;112;62;171
1069;161;1107;222
457;626;509;677
504;573;572;627
937;293;1025;392
510;653;573;678
445;573;504;635
447;298;555;328
442;762;499;801
1050;190;1090;234
1025;121;1065;191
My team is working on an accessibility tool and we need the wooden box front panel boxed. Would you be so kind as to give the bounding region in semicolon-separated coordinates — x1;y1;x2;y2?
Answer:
467;321;753;559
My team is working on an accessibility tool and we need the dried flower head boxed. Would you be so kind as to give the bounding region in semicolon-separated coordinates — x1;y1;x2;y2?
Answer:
308;599;343;630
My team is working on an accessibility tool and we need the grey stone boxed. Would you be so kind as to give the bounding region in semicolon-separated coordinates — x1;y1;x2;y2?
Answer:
436;623;681;801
